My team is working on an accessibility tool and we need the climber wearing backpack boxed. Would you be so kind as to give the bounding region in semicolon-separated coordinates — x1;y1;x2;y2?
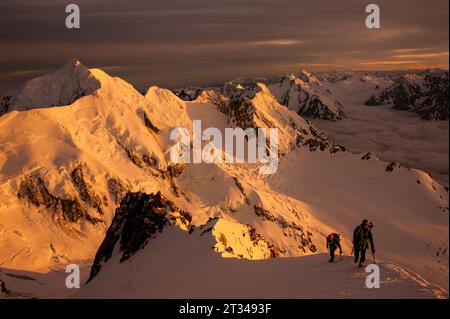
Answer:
353;219;375;267
326;233;342;262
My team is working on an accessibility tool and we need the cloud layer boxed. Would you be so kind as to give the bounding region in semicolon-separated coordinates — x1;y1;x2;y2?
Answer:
0;0;448;92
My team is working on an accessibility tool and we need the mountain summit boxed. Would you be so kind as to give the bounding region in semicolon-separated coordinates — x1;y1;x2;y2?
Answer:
0;59;101;115
365;70;449;120
267;72;346;121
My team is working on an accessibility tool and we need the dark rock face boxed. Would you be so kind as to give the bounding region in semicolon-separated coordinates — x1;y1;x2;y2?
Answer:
222;81;259;100
276;75;346;121
365;71;449;120
217;82;262;130
107;178;128;205
386;161;401;172
142;112;160;133
296;94;345;121
302;125;330;152
0;278;10;295
167;163;184;178
291;122;344;155
329;144;346;154
365;76;422;109
233;177;250;205
226;97;257;130
217;94;257;131
87;191;193;283
17;175;87;223
0;96;11;116
114;136;159;173
361;152;372;160
70;165;106;215
173;87;203;101
416;72;449;120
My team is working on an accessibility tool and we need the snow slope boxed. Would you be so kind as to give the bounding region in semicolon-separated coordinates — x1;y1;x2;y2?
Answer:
74;225;445;299
0;61;448;298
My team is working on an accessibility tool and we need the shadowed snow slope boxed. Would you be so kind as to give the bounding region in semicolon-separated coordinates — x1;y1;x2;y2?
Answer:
0;61;448;298
75;225;446;299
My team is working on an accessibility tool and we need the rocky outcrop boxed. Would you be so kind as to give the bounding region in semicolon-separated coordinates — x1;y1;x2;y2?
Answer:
269;72;346;121
0;278;10;296
246;226;281;258
233;177;250;205
365;75;422;109
213;220;281;259
385;161;402;172
114;136;159;172
361;152;372;160
142;111;160;133
291;121;345;155
87;191;193;282
216;82;259;130
167;163;184;178
254;205;317;253
201;82;343;158
173;87;204;101
0;95;11;115
70;164;107;215
416;72;449;120
107;178;128;205
17;175;90;223
365;71;449;120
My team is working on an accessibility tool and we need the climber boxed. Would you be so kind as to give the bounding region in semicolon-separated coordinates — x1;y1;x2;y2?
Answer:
326;232;342;262
353;219;375;267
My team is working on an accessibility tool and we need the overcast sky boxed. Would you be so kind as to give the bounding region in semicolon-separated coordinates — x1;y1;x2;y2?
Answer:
0;0;448;93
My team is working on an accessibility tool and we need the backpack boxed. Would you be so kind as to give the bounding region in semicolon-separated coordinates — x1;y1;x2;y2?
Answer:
333;233;341;245
327;233;340;246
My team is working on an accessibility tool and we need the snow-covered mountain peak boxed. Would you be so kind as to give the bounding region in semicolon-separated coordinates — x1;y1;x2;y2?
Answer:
0;59;102;115
296;70;319;84
365;71;449;120
62;58;83;71
268;73;346;121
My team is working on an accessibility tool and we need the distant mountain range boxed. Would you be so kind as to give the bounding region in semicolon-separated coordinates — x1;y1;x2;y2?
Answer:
365;70;449;120
173;69;449;121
